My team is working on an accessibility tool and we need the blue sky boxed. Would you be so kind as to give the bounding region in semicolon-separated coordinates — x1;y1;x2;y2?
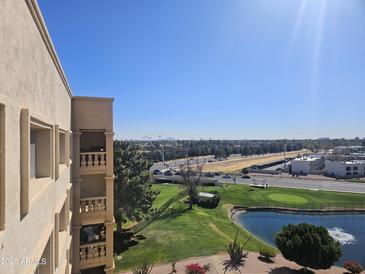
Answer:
38;0;365;140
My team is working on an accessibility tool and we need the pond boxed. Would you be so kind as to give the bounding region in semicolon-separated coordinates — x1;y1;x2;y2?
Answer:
238;210;365;267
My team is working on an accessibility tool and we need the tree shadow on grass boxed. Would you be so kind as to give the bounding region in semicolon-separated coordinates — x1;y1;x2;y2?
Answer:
269;267;314;274
157;207;190;222
114;229;146;254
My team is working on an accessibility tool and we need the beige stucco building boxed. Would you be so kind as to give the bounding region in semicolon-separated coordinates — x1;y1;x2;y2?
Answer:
0;0;115;273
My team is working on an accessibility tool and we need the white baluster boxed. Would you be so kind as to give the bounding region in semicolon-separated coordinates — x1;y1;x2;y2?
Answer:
80;154;86;167
94;199;100;211
87;246;94;260
80;200;86;214
100;153;106;166
91;199;96;212
80;248;86;261
86;199;91;212
100;198;106;210
99;244;106;257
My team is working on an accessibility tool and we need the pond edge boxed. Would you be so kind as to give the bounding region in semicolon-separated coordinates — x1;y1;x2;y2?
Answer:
227;205;365;250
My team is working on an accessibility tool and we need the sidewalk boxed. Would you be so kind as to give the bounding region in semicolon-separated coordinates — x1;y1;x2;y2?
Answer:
118;252;344;274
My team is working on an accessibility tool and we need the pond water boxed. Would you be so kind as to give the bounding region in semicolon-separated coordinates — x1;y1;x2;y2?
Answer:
238;211;365;267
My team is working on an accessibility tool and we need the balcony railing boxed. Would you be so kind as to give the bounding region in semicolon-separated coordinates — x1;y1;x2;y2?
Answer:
80;197;106;214
80;152;106;174
79;242;106;268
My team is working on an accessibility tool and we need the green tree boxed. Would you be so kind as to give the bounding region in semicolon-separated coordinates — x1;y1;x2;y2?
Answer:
114;141;159;233
275;223;342;271
179;158;203;209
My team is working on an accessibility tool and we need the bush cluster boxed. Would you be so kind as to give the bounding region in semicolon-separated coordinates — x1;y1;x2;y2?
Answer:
344;260;363;274
275;223;342;270
185;263;211;274
259;249;276;260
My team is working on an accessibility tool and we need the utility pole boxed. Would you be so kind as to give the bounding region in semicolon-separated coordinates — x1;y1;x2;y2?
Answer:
161;143;165;164
158;135;165;166
284;142;287;160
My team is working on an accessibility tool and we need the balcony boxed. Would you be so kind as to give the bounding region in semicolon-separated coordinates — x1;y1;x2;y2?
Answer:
80;152;106;175
79;242;106;269
80;197;106;225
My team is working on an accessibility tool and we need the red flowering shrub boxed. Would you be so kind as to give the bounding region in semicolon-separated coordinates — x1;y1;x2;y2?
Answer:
185;263;211;274
344;260;363;274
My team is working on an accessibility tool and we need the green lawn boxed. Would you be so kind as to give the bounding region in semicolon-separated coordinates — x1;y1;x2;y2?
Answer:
115;184;365;271
216;184;365;208
152;184;182;209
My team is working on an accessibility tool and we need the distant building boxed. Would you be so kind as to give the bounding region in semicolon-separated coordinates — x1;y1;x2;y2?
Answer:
325;160;365;178
332;146;364;155
291;156;324;174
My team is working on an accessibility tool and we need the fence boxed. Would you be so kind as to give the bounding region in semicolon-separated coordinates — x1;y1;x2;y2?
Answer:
234;200;365;210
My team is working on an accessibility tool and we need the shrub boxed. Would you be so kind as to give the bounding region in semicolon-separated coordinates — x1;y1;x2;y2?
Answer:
344;260;363;274
241;168;249;174
131;262;153;274
222;230;250;273
275;223;342;270
259;249;276;260
197;193;221;209
185;263;211;274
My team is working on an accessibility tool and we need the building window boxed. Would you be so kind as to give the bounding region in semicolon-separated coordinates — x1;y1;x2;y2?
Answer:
69;132;72;161
353;166;358;171
0;104;5;230
30;124;51;179
346;172;351;176
346;166;351;171
354;172;358;175
59;131;66;165
20;109;30;215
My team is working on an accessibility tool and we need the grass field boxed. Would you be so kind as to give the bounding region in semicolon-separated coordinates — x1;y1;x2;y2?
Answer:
201;150;308;173
151;184;182;209
115;183;365;271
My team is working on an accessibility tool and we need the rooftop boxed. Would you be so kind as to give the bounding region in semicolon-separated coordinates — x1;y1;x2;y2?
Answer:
198;192;216;198
292;156;321;162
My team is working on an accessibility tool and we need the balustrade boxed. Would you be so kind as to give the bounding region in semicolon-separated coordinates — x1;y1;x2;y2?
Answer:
79;152;106;174
79;242;106;267
80;197;106;214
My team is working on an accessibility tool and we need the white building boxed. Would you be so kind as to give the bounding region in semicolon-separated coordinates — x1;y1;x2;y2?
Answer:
325;160;365;178
291;156;324;174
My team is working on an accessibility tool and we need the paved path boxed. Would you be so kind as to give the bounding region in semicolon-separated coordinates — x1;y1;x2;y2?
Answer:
118;252;344;274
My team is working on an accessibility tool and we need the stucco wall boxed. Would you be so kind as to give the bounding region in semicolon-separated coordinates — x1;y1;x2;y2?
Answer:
72;97;114;132
80;174;106;198
0;0;72;273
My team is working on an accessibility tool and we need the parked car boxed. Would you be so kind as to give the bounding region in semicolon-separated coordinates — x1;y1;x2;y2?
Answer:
153;169;162;175
222;174;231;179
164;170;174;176
174;171;181;176
241;175;251;179
204;173;215;177
214;172;221;176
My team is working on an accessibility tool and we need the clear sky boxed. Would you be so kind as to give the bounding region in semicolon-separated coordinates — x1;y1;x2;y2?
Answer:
38;0;365;140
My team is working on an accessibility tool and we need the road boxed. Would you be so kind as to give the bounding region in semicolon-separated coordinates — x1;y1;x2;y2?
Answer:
154;173;365;194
